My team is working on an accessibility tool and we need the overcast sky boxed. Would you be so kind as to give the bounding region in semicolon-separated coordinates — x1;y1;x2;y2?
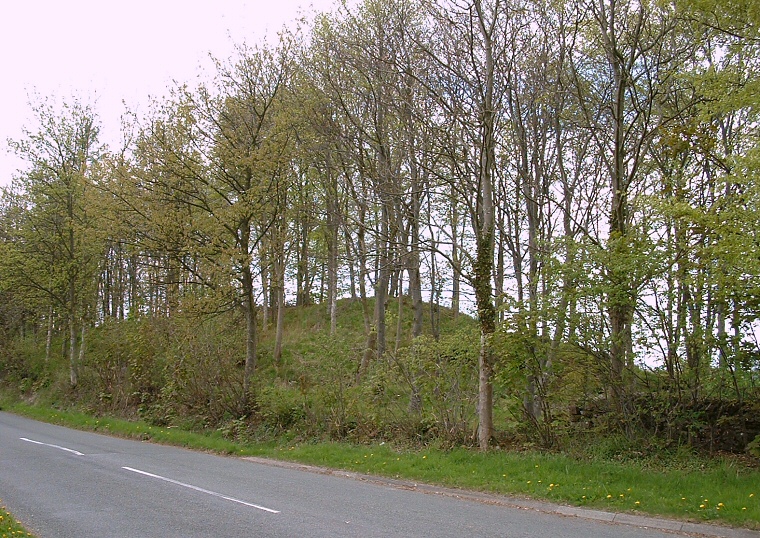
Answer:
0;0;340;188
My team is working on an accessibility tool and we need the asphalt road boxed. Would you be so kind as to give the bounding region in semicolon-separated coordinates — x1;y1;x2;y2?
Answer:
0;411;712;537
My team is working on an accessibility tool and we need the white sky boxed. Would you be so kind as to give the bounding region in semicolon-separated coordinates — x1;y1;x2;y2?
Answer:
0;0;340;188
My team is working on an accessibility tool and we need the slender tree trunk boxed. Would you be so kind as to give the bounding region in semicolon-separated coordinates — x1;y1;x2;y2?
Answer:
297;214;310;307
327;168;339;335
395;273;404;355
45;305;54;362
273;243;286;364
260;246;270;333
428;231;440;340
474;0;498;451
68;307;78;388
356;210;371;336
241;262;258;406
78;324;86;365
128;253;139;317
450;198;460;319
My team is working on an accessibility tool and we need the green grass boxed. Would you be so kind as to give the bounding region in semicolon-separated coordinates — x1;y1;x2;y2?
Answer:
3;400;759;530
0;501;35;538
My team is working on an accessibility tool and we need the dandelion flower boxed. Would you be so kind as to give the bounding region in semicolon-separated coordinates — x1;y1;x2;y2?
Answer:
635;501;640;506
718;503;724;508
607;494;613;499
700;504;706;509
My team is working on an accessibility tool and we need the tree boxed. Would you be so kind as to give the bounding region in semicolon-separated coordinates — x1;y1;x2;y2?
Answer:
5;98;104;386
421;0;516;449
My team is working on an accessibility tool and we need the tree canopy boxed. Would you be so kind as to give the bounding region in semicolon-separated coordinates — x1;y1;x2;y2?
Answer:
1;0;759;451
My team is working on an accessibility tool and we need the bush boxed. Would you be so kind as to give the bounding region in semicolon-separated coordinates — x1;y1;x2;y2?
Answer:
373;329;479;445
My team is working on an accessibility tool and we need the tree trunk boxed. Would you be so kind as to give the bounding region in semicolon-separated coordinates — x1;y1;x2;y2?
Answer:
273;245;286;364
241;263;258;406
68;308;78;388
474;0;498;451
450;197;460;319
45;305;54;362
327;168;339;335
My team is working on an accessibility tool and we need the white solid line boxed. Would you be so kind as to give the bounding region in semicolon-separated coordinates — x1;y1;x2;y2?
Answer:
20;437;85;456
122;466;280;514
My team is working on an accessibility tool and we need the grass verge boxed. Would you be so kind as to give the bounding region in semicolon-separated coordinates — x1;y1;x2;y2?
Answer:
2;400;759;530
0;501;35;538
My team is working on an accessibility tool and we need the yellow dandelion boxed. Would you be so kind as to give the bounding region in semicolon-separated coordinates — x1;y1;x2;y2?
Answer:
700;504;706;509
635;501;640;506
750;494;755;498
422;455;427;459
718;503;724;507
607;494;613;499
743;507;747;511
527;481;532;484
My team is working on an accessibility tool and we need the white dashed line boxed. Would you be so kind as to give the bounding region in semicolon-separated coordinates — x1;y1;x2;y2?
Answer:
20;437;85;456
122;466;280;514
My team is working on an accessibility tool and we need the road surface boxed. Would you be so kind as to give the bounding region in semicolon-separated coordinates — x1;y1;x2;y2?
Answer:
0;411;721;537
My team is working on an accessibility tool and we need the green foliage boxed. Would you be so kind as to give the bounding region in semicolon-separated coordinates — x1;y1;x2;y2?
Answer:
491;306;602;448
81;319;167;414
748;435;760;458
254;383;308;432
155;314;246;424
372;330;480;445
